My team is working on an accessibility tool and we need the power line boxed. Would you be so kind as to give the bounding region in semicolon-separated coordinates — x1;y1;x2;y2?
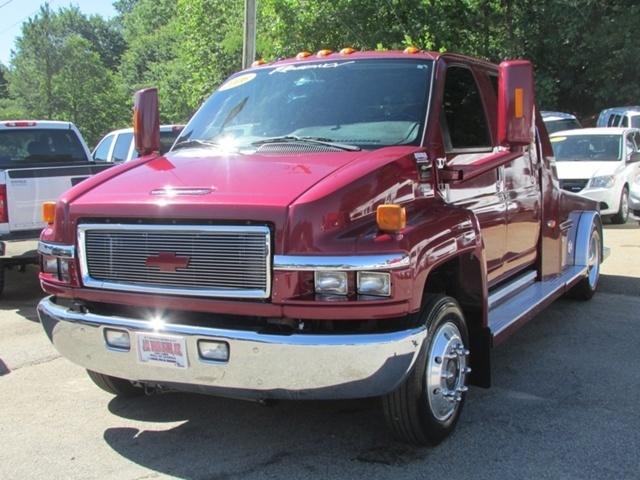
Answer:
0;0;15;10
0;0;59;36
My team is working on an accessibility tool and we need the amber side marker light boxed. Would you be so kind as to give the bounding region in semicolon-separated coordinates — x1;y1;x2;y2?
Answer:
376;204;406;232
317;49;333;57
340;47;356;55
42;201;56;224
251;59;266;67
403;46;420;54
296;51;312;60
514;87;524;118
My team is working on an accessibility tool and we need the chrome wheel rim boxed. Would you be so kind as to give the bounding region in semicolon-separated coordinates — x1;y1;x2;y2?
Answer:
426;322;469;422
587;229;600;289
621;192;629;220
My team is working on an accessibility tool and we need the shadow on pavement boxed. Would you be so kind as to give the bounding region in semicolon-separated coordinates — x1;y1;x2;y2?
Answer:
599;273;640;296
0;265;41;322
103;393;422;478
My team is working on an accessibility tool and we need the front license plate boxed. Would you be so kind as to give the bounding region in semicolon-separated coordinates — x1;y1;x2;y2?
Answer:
137;333;188;369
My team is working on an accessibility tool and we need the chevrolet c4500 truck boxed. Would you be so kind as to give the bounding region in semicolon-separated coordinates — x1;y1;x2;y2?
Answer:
37;49;605;445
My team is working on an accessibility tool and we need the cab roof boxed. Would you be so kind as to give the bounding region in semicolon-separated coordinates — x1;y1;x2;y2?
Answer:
0;120;75;129
550;127;635;137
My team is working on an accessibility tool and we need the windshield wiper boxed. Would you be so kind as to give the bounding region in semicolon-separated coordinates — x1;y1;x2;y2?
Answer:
172;139;223;151
251;135;361;151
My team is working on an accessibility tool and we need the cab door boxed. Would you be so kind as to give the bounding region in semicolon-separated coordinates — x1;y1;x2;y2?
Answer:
439;64;507;285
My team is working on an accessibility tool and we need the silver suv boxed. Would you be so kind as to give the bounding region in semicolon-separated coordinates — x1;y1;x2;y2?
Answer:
597;106;640;128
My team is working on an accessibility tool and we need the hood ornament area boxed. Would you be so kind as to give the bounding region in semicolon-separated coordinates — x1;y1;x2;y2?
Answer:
145;252;191;272
150;186;214;196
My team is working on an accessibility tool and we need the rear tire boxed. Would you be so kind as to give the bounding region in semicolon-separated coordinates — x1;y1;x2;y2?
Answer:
382;294;470;446
86;370;144;397
569;224;601;300
611;187;629;224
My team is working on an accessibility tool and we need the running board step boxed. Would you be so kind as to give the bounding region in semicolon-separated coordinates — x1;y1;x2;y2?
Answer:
488;270;537;310
489;265;588;346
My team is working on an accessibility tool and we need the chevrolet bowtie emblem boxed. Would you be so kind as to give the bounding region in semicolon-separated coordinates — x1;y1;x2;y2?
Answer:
145;252;190;272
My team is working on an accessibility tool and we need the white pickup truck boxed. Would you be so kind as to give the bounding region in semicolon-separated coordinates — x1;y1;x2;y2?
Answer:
0;120;111;295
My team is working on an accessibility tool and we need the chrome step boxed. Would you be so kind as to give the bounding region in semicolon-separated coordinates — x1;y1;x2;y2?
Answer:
489;265;588;345
488;270;537;310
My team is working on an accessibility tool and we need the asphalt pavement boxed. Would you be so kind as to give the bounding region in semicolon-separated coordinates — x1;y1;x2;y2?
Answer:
1;222;638;480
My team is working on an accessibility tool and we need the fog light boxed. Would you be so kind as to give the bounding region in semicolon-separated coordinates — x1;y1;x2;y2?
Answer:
198;340;230;362
104;329;130;350
314;271;348;295
357;272;391;296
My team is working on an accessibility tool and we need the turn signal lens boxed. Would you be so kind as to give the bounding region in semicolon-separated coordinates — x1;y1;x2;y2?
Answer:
296;51;312;60
251;59;266;67
376;204;406;232
340;47;355;55
317;49;333;57
403;46;420;54
42;201;56;224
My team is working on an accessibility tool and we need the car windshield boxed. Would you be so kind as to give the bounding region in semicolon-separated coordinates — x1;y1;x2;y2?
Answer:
175;59;433;151
0;128;87;167
551;134;622;162
545;118;581;134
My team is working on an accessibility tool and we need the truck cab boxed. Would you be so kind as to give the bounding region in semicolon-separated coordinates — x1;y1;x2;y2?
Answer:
37;50;604;445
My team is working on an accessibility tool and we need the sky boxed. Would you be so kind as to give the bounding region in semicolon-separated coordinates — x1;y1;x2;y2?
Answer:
0;0;117;66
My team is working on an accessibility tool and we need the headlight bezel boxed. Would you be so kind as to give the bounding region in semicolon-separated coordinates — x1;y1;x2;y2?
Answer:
588;175;616;189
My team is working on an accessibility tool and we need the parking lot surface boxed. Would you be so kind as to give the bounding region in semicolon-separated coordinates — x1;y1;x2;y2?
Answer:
1;223;638;480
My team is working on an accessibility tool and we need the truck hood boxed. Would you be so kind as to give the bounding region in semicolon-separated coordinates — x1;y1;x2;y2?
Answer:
67;147;368;229
555;160;622;180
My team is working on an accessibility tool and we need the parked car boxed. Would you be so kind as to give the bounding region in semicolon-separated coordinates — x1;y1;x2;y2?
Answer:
596;106;640;128
541;111;582;134
550;127;640;223
630;173;640;222
37;53;606;446
0;120;111;295
92;125;184;163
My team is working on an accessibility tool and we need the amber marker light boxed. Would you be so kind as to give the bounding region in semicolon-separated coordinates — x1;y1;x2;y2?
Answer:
514;87;524;118
340;47;356;55
376;204;406;232
251;59;266;67
403;46;420;54
296;51;312;60
317;49;333;57
42;201;56;224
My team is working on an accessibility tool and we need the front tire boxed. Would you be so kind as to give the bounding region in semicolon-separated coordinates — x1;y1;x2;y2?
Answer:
86;370;144;397
611;187;629;224
383;295;470;446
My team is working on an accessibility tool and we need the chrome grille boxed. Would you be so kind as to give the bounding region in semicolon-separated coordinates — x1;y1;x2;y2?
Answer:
78;224;271;298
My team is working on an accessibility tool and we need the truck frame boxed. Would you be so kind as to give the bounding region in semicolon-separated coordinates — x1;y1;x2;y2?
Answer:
36;50;604;445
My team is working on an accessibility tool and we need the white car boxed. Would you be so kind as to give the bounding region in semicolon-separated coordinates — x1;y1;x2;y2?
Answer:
550;127;640;224
541;111;582;134
630;174;640;222
92;125;184;163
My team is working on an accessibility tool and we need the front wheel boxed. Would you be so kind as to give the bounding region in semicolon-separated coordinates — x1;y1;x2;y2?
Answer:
611;187;629;224
568;224;601;300
382;295;470;446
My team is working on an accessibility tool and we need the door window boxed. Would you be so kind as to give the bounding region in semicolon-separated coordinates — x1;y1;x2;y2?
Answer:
93;135;113;162
441;66;492;150
112;133;133;163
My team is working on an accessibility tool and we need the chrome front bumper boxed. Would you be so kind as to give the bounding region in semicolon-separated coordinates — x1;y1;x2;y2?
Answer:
38;296;426;400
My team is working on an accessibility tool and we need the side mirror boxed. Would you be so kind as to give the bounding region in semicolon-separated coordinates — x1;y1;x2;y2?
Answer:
497;60;535;146
629;152;640;163
133;88;160;156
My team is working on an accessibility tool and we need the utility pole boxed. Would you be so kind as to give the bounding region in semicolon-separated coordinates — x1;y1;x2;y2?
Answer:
242;0;257;69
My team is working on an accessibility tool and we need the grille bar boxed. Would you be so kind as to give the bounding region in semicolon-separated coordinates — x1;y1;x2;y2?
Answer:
78;224;271;298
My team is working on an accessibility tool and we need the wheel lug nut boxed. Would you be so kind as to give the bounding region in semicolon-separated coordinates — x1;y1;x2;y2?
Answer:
435;356;442;364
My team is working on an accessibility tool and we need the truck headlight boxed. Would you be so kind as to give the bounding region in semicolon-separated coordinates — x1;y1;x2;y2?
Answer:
314;271;348;295
41;255;71;282
589;175;615;188
357;272;391;296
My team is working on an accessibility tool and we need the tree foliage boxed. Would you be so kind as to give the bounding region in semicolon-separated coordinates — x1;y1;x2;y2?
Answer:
1;0;639;145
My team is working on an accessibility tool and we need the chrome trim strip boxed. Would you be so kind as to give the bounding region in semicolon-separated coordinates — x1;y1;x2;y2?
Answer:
273;253;410;271
37;241;75;259
38;296;426;399
77;224;271;299
488;270;537;310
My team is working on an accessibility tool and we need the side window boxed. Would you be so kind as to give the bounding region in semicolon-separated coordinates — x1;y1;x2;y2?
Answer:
621;115;629;127
633;131;640;150
609;114;621;127
441;66;491;150
488;74;498;98
93;135;113;162
626;133;635;155
112;133;133;163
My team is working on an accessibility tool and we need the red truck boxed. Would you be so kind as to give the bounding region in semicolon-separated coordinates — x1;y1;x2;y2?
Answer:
37;49;604;445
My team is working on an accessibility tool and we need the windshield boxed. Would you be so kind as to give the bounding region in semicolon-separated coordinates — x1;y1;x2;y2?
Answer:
551;134;622;162
544;118;581;134
0;128;87;167
175;59;433;151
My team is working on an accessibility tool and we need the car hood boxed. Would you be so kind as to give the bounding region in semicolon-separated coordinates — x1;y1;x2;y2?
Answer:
555;160;622;179
67;147;369;233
